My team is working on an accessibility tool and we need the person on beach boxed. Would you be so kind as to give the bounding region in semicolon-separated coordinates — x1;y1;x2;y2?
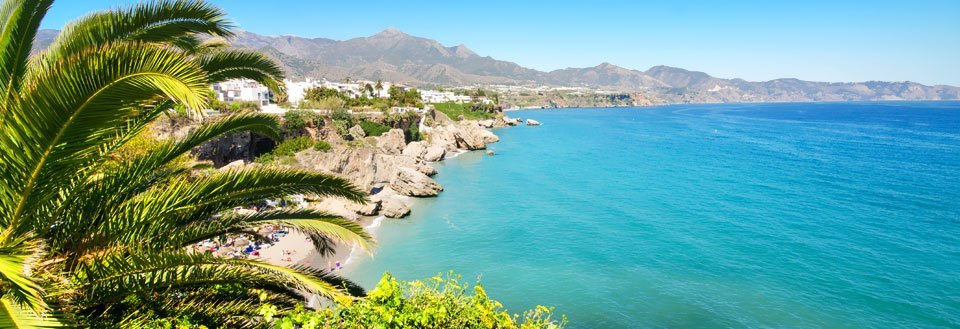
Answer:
335;261;341;270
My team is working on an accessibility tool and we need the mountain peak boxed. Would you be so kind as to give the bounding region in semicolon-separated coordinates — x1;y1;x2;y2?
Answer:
373;27;408;38
453;44;477;58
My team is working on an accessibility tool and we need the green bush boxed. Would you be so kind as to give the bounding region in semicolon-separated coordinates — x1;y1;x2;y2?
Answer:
359;120;391;137
331;108;355;125
283;109;322;133
262;272;565;329
314;140;332;152
273;136;315;157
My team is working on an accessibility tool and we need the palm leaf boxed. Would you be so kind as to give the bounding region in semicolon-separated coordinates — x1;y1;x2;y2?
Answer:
0;297;63;328
0;41;208;236
35;0;232;64
0;0;52;98
193;48;285;94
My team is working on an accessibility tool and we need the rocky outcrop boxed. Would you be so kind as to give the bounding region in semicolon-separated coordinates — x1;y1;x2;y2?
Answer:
348;199;381;216
376;129;406;155
478;119;494;128
390;167;443;197
372;189;411;218
380;199;410;218
295;148;436;194
403;141;446;162
348;124;366;140
423;146;446;162
425;123;499;151
526;119;541;126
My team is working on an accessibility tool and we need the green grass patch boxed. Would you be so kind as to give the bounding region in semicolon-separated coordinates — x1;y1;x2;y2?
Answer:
432;102;496;121
359;120;391;137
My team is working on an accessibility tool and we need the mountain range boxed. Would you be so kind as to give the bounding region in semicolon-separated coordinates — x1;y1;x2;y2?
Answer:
34;28;960;103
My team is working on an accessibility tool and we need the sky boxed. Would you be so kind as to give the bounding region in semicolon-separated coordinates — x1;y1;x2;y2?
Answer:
39;0;960;86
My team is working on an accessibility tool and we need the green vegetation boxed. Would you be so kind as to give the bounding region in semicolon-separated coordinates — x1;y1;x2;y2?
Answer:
314;140;332;152
272;136;315;156
262;272;565;329
0;0;561;327
359;120;391;137
434;102;499;120
388;86;425;108
283;109;323;133
302;87;390;110
256;137;329;163
0;0;371;327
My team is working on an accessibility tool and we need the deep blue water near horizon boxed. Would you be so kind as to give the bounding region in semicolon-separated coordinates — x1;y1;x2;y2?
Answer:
346;102;960;328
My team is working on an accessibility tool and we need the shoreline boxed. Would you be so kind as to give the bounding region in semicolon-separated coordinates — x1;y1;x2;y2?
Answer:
273;110;529;277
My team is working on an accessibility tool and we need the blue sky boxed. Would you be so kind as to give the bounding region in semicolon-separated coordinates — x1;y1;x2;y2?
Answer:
40;0;960;86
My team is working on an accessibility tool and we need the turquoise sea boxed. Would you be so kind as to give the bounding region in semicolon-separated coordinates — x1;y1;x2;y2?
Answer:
346;102;960;328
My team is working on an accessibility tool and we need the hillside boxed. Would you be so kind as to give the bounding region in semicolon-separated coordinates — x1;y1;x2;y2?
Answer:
32;28;960;103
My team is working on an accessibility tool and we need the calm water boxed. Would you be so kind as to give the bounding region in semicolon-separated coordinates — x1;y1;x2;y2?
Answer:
346;102;960;328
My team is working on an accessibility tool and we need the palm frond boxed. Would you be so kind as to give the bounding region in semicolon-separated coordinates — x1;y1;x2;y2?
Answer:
0;41;208;235
35;0;233;64
0;0;52;98
171;209;375;256
193;48;285;94
0;238;46;315
0;297;63;328
70;251;362;307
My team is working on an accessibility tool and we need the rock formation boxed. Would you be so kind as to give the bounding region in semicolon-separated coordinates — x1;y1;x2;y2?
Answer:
348;124;366;140
391;167;444;197
527;119;541;126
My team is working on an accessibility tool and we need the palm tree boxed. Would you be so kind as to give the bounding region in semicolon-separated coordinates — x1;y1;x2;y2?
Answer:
375;79;384;98
0;0;372;327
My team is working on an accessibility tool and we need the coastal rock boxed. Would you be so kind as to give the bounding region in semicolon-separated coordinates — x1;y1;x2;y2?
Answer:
503;116;522;126
376;129;406;155
295;147;437;193
349;199;381;216
390;167;443;197
478;119;495;128
403;141;447;162
424;109;455;127
486;150;495;156
423;146;446;162
348;124;366;140
526;119;541;126
402;141;427;159
380;198;410;218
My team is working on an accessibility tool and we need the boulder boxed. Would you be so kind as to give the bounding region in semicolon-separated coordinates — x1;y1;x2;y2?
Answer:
503;116;522;126
486;150;495;156
526;119;541;126
349;199;381;216
478;119;495;128
348;124;366;140
424;109;455;127
402;141;427;159
423;146;446;162
390;167;443;197
380;198;410;218
402;141;446;162
376;129;406;155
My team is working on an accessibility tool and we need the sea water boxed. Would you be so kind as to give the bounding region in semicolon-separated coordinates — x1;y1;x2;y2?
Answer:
345;102;960;328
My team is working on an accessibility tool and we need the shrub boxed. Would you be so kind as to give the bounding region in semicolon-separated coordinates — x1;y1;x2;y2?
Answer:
283;109;321;133
224;101;261;114
272;136;315;157
331;108;355;125
263;272;565;329
314;140;332;152
359;120;391;137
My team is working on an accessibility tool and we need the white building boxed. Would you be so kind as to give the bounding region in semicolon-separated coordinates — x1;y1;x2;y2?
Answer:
419;90;475;104
284;78;393;105
212;79;271;107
